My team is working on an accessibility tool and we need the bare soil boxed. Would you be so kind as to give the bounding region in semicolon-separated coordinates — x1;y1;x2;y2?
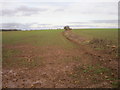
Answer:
2;31;119;88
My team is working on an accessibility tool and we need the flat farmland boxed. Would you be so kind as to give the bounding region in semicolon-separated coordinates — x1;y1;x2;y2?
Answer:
2;29;119;88
73;29;118;45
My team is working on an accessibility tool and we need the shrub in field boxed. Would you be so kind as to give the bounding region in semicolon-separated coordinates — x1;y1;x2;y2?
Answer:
64;26;72;31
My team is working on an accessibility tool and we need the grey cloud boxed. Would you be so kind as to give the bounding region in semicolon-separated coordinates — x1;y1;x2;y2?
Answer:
38;24;51;26
0;22;117;30
69;20;118;24
52;25;63;28
92;20;118;23
2;9;15;16
0;23;52;30
17;6;47;16
69;22;90;24
69;24;116;28
54;24;95;28
1;23;29;29
1;6;47;16
41;2;72;7
75;2;117;15
54;8;65;12
70;25;95;27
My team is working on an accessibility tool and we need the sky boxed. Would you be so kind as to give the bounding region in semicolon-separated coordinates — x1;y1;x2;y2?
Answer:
0;0;119;30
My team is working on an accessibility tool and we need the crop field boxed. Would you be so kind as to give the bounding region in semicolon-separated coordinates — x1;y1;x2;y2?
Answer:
73;29;118;45
2;29;119;88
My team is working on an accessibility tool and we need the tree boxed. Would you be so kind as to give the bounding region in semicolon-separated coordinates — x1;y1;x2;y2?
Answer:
64;26;72;30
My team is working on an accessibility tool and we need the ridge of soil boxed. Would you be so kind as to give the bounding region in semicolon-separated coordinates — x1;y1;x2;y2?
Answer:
63;30;118;71
62;30;119;87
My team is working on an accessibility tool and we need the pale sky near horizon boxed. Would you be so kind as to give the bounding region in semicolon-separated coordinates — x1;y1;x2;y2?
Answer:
0;0;119;30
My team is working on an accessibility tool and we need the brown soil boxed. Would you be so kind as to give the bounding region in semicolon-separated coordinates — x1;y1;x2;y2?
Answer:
2;31;119;88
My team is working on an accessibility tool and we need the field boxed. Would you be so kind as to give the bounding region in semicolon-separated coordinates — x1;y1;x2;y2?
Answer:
2;29;119;88
73;29;118;45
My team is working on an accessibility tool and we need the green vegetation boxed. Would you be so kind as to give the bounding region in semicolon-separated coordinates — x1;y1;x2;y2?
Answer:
73;29;118;45
3;30;78;49
2;29;118;88
74;64;111;75
3;29;118;64
70;64;118;86
3;29;118;46
73;29;118;55
2;30;78;68
111;81;119;88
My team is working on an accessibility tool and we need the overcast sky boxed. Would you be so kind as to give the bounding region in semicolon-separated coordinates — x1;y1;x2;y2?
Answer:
0;0;119;30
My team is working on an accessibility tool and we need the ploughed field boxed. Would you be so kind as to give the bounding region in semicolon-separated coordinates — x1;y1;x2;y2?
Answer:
2;29;119;88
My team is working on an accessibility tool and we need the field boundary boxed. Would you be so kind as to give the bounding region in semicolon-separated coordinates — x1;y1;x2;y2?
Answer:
62;30;88;45
62;30;118;72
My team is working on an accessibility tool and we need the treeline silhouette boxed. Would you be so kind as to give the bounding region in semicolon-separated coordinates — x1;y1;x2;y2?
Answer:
0;29;22;31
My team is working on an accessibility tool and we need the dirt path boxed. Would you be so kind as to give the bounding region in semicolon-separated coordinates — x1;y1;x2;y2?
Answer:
2;31;118;88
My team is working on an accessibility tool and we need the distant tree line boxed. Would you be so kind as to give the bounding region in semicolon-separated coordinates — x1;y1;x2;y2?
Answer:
0;29;22;31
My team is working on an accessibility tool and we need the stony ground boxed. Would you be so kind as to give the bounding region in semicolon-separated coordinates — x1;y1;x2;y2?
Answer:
2;31;119;88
